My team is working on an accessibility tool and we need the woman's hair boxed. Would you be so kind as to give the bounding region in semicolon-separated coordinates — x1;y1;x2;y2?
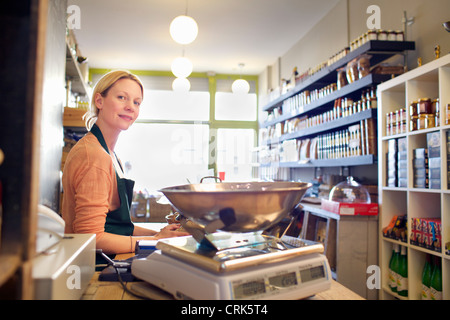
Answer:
84;70;144;130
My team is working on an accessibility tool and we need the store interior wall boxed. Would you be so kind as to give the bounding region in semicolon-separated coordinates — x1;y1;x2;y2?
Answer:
258;0;450;103
257;0;450;184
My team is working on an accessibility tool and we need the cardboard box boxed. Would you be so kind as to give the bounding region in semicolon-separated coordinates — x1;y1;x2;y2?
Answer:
321;199;378;216
410;217;441;251
427;131;440;158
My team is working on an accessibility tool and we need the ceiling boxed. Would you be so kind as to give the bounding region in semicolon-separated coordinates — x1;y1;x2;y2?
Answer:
68;0;340;76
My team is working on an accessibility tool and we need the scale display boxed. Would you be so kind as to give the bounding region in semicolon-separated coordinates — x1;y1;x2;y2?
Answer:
231;263;326;299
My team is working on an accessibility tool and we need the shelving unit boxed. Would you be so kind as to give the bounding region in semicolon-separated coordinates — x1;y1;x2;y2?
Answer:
377;53;450;300
258;40;415;174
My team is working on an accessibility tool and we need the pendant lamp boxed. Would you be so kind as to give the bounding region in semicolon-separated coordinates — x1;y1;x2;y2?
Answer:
170;15;198;45
171;56;193;78
232;63;250;94
172;77;191;92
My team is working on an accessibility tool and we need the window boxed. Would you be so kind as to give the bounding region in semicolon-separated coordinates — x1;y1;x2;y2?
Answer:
93;71;258;192
215;92;257;121
216;128;255;182
116;122;210;192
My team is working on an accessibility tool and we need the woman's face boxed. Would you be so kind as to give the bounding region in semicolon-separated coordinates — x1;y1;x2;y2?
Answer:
95;78;143;132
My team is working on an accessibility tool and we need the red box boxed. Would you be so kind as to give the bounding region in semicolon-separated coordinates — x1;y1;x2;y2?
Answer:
321;199;378;216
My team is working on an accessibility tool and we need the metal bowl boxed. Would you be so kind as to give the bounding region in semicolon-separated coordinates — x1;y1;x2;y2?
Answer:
159;181;311;233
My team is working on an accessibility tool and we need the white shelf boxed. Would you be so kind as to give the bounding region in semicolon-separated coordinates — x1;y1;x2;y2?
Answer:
377;53;450;300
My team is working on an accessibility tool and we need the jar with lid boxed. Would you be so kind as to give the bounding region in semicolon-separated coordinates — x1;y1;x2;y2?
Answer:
387;30;397;41
446;104;450;125
418;98;432;114
432;99;440;126
368;29;377;40
409;101;418;116
396;30;404;41
410;115;418;131
378;30;388;40
386;122;391;136
417;114;435;130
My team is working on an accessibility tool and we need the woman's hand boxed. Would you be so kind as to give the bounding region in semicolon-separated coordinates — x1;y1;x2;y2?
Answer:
154;223;190;239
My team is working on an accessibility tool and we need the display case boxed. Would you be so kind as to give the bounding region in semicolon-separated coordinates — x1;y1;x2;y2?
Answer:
377;53;450;300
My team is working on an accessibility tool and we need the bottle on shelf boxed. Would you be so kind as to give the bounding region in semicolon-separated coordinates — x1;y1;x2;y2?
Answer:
430;256;442;300
388;244;400;293
396;245;408;297
421;254;432;300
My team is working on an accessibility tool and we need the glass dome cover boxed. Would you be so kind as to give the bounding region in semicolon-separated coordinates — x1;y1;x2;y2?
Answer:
329;176;371;204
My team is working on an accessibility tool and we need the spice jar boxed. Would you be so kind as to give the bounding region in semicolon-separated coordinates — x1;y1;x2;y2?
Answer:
418;98;431;114
396;30;404;41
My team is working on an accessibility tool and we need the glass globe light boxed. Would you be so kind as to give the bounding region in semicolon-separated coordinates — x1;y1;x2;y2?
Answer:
231;79;250;94
172;77;191;92
170;15;198;45
171;57;193;78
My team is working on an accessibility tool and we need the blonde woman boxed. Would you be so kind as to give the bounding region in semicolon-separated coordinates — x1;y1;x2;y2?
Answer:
62;70;188;266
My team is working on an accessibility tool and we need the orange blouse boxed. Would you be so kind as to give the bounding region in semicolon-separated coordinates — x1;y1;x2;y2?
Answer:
61;132;134;254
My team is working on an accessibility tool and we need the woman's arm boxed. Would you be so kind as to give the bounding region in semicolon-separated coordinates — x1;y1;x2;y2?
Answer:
132;224;158;236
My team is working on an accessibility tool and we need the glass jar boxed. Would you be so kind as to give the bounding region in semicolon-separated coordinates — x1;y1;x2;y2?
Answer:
387;30;397;41
386;113;391;135
417;114;435;130
432;99;440;126
378;30;388;40
410;101;418;117
368;29;378;40
396;30;404;41
418;98;431;114
446;104;450;125
410;115;418;131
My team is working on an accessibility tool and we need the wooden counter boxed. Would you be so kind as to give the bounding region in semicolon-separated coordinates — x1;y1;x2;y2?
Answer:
82;254;364;300
82;223;364;300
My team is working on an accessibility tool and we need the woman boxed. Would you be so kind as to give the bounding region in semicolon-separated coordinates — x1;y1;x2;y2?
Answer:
62;70;188;264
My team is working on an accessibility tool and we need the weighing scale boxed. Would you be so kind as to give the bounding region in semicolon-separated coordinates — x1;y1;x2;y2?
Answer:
131;232;332;300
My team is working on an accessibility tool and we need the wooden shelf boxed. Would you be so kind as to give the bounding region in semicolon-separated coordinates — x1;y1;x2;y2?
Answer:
262;154;376;168
63;107;87;128
263;40;415;113
262;74;388;128
266;108;377;144
65;40;91;97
